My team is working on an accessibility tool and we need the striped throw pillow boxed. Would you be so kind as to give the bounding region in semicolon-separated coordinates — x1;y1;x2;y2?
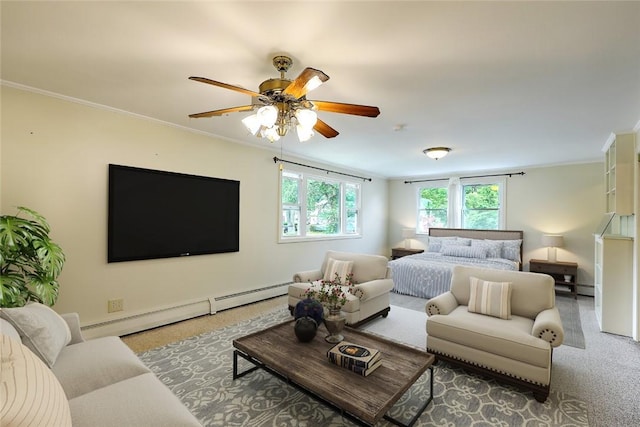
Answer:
468;277;512;319
0;335;72;427
323;258;354;283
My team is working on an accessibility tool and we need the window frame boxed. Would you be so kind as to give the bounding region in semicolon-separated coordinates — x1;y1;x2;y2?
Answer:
459;177;506;230
279;168;362;243
416;183;449;234
416;176;506;234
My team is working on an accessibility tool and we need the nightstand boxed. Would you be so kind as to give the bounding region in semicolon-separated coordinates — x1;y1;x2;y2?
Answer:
529;259;578;299
391;248;424;260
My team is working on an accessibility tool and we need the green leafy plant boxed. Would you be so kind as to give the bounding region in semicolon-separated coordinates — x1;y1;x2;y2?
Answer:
0;207;65;307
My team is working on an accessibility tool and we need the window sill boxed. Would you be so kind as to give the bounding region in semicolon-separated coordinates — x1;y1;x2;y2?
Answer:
278;234;362;244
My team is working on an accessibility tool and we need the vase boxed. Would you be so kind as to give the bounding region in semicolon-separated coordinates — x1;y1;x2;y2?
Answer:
294;316;318;342
323;307;346;343
293;298;324;326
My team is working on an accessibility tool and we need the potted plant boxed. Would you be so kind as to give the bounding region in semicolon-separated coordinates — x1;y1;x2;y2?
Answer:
0;206;65;307
304;272;362;343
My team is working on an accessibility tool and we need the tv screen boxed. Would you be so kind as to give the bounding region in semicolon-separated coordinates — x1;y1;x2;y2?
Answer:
108;164;239;262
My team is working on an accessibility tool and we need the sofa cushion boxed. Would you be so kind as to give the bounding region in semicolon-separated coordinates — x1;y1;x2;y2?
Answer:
68;372;201;427
1;318;21;340
468;277;512;319
1;335;72;427
323;251;388;283
0;302;72;367
323;258;354;283
427;306;550;368
52;336;151;399
450;265;555;319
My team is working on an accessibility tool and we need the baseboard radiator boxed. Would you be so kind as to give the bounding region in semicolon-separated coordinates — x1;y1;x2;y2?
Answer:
81;282;291;340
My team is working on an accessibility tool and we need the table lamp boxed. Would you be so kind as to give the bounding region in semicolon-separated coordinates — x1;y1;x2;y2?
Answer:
402;228;416;249
541;234;564;262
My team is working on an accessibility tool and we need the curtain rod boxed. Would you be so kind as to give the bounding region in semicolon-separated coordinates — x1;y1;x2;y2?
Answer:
273;157;372;182
404;171;525;184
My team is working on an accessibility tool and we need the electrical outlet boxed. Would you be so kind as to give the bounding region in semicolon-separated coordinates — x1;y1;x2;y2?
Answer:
107;298;124;313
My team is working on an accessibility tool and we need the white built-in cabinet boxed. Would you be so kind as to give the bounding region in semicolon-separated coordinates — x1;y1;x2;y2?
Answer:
604;133;634;215
595;132;635;337
594;235;633;336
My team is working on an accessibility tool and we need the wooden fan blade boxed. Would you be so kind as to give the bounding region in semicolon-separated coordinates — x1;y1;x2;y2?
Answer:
311;100;380;117
189;76;261;98
189;105;254;118
282;67;329;99
314;118;339;138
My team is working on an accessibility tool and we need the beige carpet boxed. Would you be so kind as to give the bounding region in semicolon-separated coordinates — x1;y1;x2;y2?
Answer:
122;296;287;353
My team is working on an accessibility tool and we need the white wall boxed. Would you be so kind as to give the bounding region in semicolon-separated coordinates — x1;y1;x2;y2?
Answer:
634;124;640;340
388;162;604;289
1;86;389;334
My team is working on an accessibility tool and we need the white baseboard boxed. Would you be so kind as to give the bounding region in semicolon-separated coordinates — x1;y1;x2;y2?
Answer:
81;283;290;340
577;284;594;297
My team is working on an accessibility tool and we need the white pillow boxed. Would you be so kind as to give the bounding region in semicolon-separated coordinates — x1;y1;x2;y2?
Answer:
426;236;457;252
323;258;354;283
468;277;512;320
0;303;72;368
441;245;488;259
0;335;72;426
441;238;471;248
491;239;522;262
470;239;504;259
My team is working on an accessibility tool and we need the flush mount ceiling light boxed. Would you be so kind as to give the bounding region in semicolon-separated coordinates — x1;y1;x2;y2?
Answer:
188;55;380;143
423;147;451;160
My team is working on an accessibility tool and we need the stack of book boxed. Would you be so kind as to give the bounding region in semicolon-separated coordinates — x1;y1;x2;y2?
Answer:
327;341;382;377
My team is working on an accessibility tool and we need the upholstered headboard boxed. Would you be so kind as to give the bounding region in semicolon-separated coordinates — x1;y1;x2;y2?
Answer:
428;228;524;270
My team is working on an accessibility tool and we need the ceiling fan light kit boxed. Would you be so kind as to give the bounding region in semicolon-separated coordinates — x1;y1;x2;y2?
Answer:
189;55;380;142
424;147;451;160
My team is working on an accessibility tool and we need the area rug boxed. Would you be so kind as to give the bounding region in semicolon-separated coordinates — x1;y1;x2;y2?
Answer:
362;305;426;349
138;307;589;426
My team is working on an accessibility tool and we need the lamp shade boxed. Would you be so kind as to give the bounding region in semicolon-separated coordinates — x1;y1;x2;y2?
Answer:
541;234;564;248
402;228;416;239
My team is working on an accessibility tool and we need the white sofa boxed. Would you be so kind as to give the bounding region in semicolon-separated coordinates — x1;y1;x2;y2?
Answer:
1;303;201;427
288;250;395;326
425;265;564;402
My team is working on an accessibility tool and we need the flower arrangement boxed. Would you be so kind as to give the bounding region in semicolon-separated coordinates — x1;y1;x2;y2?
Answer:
304;272;361;311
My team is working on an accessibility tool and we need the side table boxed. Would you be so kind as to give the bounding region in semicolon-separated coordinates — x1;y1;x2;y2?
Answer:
529;259;578;299
391;247;424;260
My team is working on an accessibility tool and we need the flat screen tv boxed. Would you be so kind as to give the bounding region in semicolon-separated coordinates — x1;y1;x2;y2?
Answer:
108;164;239;262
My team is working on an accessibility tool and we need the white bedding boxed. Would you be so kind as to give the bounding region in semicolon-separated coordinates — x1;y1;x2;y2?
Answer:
389;252;518;299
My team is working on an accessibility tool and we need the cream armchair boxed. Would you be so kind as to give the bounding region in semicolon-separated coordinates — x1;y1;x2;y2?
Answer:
425;265;564;402
288;250;394;327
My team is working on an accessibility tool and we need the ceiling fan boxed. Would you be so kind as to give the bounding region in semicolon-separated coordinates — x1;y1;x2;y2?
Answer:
188;55;380;142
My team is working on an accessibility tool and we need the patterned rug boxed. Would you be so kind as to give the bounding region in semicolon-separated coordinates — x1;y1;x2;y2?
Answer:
138;308;589;426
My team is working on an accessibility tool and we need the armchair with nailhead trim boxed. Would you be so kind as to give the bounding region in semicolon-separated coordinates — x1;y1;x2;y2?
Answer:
425;265;564;403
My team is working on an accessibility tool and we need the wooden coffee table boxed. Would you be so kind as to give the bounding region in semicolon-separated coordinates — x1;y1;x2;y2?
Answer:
233;320;435;427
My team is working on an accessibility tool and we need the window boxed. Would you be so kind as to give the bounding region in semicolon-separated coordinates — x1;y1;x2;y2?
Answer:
462;183;501;229
417;177;505;232
280;170;361;240
417;186;448;233
281;172;301;237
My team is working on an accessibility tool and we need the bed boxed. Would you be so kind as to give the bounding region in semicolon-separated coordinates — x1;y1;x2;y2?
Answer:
389;228;524;299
